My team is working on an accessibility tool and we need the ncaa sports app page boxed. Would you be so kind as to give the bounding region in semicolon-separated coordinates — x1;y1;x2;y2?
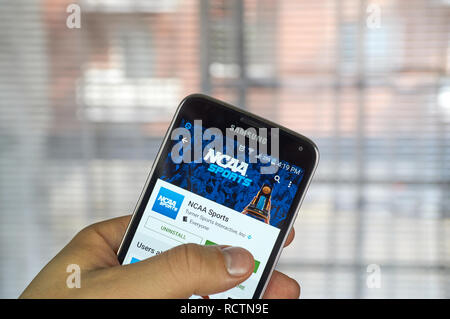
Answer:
123;119;305;298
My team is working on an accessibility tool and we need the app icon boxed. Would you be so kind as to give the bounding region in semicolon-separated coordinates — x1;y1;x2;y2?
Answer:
152;187;185;220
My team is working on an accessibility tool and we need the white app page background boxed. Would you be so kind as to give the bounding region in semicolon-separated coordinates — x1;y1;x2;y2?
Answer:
123;179;280;299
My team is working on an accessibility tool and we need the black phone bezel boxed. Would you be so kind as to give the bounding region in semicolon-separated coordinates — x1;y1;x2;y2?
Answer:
116;94;319;298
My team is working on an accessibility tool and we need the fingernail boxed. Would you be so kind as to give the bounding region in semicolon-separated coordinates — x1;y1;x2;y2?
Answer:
221;246;253;276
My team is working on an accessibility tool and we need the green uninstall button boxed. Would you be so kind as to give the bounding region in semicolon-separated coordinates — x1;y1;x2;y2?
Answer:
144;216;203;244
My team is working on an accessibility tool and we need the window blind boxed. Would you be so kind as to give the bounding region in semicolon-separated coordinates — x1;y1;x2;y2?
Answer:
0;0;448;298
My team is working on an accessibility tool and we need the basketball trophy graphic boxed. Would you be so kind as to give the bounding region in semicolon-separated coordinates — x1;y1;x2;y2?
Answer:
241;184;272;224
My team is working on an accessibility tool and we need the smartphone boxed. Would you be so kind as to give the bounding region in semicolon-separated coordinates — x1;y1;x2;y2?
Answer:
117;94;319;299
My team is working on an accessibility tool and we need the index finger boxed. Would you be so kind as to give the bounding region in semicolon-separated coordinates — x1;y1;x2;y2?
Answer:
284;228;295;247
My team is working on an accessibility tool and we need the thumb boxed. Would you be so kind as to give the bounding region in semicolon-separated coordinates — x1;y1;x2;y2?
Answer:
97;243;255;298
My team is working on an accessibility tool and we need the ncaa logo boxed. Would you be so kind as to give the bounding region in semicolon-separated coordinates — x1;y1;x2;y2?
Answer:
152;187;184;220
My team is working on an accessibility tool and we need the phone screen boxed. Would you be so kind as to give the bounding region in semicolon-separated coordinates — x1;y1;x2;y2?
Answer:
118;96;318;298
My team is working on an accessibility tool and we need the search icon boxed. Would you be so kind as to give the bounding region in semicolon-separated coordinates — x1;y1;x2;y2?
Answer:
274;175;280;183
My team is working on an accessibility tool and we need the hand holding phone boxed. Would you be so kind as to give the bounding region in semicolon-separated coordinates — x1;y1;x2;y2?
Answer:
118;94;319;299
20;215;299;298
20;94;312;299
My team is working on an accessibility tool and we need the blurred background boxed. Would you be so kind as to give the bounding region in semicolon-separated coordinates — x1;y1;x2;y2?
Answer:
0;0;449;298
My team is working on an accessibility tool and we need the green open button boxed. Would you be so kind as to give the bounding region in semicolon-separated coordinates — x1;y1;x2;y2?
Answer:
204;240;260;273
253;260;260;273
